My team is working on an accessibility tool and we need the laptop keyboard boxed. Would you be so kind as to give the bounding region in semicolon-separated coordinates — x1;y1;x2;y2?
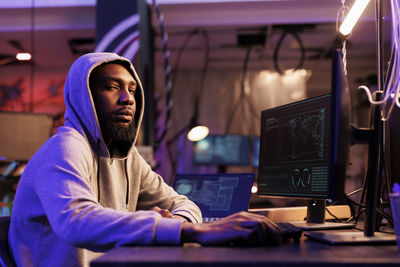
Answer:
203;217;222;223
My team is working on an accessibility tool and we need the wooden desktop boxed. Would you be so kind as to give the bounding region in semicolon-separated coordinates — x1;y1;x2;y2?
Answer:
91;233;400;267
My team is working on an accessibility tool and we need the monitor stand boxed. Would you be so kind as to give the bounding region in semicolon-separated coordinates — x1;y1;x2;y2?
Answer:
290;200;355;231
301;202;396;245
304;230;396;245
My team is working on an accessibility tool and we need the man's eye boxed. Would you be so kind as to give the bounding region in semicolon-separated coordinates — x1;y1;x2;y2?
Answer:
129;88;136;95
106;85;119;90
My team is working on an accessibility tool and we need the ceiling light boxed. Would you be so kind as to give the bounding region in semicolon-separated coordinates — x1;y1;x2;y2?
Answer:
16;53;32;61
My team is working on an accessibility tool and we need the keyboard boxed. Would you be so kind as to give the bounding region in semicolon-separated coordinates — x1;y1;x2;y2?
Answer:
203;217;222;223
276;222;303;241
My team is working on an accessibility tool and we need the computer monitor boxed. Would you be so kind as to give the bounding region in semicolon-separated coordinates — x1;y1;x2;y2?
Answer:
257;49;351;229
193;134;250;166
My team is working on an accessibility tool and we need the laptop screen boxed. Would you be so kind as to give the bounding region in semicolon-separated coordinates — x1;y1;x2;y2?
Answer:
173;173;254;220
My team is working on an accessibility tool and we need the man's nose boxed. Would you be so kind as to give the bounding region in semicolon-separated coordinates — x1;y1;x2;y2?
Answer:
119;88;135;105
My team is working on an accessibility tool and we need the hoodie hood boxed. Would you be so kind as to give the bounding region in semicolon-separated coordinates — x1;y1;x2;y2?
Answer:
63;52;144;158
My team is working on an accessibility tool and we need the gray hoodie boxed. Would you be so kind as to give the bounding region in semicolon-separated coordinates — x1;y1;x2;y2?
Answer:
9;52;202;267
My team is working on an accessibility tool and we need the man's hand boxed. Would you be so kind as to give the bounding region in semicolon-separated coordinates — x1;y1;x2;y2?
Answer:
181;211;282;246
150;206;188;221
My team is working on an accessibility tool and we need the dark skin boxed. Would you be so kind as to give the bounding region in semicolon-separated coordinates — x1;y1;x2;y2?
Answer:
90;63;282;246
90;62;136;147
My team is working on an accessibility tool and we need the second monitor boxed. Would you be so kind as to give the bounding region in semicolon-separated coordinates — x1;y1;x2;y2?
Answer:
193;134;250;166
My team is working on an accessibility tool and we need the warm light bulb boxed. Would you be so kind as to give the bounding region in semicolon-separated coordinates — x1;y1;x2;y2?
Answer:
187;125;209;142
16;52;32;61
339;0;370;36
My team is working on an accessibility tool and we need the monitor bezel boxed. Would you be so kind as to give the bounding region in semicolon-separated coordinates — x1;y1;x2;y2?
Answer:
257;49;351;202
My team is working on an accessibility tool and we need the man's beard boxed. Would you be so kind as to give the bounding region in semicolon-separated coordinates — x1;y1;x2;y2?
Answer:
108;120;137;143
98;114;137;154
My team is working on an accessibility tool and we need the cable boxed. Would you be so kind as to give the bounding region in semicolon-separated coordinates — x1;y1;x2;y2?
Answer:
170;29;199;94
155;29;198;152
152;0;173;147
224;45;252;134
273;29;305;74
344;194;357;223
357;0;400;121
344;167;394;228
347;188;363;197
165;29;209;176
345;187;362;219
325;206;343;223
345;191;394;226
224;43;261;136
193;30;210;120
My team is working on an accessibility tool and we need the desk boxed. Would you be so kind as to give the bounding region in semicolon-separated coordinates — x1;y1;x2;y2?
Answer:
91;237;400;266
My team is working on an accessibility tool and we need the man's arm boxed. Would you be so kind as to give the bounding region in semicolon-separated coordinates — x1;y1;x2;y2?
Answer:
181;212;282;246
32;134;185;249
133;152;202;223
150;206;190;221
153;207;282;246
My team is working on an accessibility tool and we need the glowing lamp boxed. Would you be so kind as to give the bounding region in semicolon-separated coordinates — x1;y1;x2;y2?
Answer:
16;53;32;61
187;125;209;142
339;0;370;36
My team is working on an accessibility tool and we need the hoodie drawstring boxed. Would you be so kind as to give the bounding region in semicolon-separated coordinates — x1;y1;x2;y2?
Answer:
124;158;129;210
97;139;101;203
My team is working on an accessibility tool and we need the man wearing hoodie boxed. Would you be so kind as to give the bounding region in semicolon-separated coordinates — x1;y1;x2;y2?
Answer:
9;52;281;267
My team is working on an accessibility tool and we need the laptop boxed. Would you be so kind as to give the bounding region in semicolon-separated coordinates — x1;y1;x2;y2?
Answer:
173;173;255;223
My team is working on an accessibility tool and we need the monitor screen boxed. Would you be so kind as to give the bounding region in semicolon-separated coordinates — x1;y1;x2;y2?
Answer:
193;134;250;166
258;94;331;199
173;173;254;219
